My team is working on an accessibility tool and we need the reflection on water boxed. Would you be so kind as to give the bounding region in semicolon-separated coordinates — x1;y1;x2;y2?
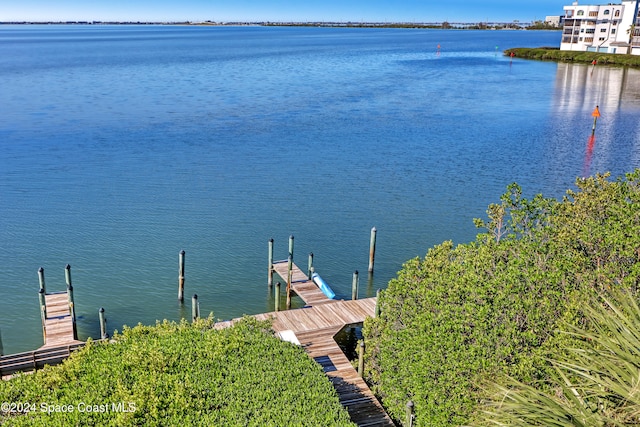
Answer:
553;62;640;113
549;63;640;179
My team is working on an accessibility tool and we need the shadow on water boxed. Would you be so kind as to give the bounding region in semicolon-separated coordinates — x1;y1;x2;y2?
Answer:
334;323;363;361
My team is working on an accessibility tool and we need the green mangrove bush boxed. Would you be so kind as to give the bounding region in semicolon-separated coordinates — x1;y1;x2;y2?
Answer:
0;317;355;427
363;170;640;426
505;47;640;67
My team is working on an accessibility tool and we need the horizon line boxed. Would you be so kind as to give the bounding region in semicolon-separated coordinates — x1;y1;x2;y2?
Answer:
0;19;546;25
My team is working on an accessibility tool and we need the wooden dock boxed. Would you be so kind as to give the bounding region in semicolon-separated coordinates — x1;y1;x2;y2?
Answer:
7;258;395;425
39;291;81;350
271;260;332;306
1;342;87;379
298;327;394;427
219;260;395;427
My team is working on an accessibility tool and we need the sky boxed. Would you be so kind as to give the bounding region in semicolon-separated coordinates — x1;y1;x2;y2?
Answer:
2;0;572;23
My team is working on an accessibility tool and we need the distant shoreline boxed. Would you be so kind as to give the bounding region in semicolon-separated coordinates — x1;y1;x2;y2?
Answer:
1;21;559;31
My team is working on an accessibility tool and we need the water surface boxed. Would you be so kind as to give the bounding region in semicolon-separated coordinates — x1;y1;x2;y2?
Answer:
1;26;639;353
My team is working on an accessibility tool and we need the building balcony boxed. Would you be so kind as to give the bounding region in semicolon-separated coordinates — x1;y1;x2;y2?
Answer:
562;36;580;44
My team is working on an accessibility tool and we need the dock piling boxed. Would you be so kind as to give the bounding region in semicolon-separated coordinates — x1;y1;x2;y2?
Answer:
287;254;293;289
192;294;200;322
38;288;46;343
178;250;185;303
352;270;359;300
406;401;415;427
38;288;47;320
65;264;78;340
64;264;72;287
275;282;281;312
99;307;109;339
286;269;292;309
375;289;381;317
268;239;274;287
38;267;46;293
287;235;294;283
368;227;377;273
288;235;294;267
307;252;314;280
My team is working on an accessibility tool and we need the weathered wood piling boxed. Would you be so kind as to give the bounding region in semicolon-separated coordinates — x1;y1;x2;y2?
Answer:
274;282;281;312
192;294;200;321
178;250;186;302
268;238;274;287
352;270;359;300
65;264;78;340
368;226;377;273
99;307;108;339
307;252;314;280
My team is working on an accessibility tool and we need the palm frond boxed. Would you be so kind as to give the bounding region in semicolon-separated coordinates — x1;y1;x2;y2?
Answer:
478;289;640;426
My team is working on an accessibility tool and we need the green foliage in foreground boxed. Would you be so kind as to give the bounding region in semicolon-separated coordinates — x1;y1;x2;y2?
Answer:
478;290;640;426
0;318;355;427
504;47;640;67
363;170;640;426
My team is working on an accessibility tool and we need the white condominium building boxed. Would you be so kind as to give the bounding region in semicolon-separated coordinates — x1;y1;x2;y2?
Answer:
561;0;640;54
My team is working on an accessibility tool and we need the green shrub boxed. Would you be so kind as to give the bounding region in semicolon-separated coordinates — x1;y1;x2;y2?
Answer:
363;171;640;426
0;317;355;426
478;289;640;426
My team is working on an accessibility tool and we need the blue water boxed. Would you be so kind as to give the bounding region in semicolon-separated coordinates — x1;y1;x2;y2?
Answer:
2;25;640;353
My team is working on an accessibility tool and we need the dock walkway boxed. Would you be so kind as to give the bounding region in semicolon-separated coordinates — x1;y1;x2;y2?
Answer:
39;291;81;350
271;260;332;306
218;260;394;427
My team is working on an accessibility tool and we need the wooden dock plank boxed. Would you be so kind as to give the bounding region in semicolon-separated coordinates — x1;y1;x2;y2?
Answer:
38;291;81;350
295;328;395;426
271;261;332;306
45;293;71;317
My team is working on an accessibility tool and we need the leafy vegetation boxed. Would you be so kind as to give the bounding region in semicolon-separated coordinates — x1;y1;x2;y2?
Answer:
478;290;640;426
0;318;355;427
505;47;640;68
363;171;640;426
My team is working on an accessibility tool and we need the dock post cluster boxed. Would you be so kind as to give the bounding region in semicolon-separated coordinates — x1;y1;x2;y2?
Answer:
268;227;377;308
34;265;83;349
